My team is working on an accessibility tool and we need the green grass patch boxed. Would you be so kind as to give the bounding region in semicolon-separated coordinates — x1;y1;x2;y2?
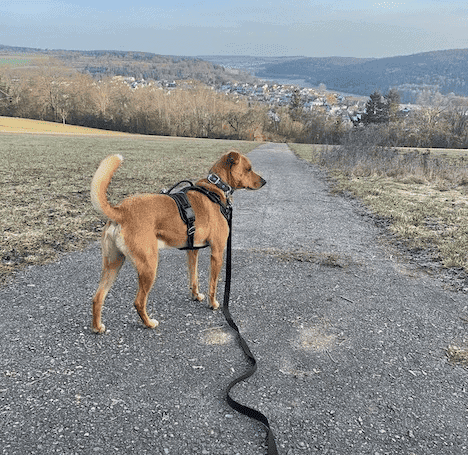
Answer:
0;54;48;68
0;133;257;284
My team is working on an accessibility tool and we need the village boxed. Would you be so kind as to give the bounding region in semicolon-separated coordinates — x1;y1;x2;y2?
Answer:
113;75;413;127
217;81;369;125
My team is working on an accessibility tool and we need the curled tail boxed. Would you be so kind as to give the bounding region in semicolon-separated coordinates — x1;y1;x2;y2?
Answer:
90;154;124;222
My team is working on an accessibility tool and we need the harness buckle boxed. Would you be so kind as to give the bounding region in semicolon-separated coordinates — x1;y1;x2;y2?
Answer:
208;173;233;195
207;174;221;185
187;225;196;236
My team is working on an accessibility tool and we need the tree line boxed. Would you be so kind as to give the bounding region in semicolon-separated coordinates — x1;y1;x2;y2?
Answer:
352;88;468;149
1;60;467;148
0;61;341;141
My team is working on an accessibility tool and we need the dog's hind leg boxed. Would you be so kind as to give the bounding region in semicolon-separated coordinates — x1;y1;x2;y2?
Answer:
132;239;160;329
92;234;126;334
187;250;205;302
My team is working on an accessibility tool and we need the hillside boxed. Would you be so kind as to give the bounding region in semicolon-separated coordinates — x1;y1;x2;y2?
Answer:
0;45;260;86
255;49;468;102
3;45;467;102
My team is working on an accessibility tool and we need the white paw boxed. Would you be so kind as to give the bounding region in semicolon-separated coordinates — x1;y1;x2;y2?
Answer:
148;319;159;328
92;323;106;334
192;292;205;302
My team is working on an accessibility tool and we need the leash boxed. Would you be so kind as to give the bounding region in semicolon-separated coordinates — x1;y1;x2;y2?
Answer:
161;177;279;453
222;210;279;455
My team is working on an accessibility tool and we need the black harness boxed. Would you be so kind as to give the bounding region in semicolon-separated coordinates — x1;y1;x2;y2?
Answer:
161;174;232;250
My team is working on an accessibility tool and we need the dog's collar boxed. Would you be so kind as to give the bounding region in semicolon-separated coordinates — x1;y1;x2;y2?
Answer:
207;173;233;196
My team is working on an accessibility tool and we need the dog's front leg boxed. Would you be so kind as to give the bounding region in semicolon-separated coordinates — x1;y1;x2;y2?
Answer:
208;245;225;310
187;250;205;302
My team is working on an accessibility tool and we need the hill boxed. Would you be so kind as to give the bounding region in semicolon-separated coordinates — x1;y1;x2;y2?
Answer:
0;44;260;86
255;49;468;102
3;45;467;102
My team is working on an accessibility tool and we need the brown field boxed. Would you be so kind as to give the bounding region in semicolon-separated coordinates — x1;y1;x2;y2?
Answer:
0;116;151;136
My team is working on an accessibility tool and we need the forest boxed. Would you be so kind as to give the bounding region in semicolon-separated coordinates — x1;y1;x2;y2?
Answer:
257;49;468;102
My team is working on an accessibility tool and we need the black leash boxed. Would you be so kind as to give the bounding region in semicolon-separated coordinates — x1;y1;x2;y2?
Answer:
162;178;279;453
222;211;279;455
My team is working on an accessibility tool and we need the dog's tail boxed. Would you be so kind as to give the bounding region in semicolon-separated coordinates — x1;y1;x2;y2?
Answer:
90;154;124;222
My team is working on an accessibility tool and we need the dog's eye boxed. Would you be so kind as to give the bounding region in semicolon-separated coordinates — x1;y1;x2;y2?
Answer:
247;167;252;172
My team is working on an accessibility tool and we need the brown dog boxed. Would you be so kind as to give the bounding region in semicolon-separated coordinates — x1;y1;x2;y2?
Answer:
90;149;266;333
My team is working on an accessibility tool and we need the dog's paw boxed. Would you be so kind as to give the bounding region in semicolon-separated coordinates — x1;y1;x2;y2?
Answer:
147;319;159;329
209;299;220;310
92;323;106;334
191;292;205;302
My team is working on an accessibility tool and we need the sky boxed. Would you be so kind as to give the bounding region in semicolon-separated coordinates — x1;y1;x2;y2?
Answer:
1;0;467;58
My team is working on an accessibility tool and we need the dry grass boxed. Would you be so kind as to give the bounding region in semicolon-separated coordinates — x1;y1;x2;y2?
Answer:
0;116;138;135
0;126;258;285
290;142;468;272
446;344;468;365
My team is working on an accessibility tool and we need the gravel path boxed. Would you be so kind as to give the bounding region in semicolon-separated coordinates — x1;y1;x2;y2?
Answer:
1;143;467;454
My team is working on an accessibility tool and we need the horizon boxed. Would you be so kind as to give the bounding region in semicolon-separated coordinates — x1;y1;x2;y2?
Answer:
1;1;467;59
2;43;467;61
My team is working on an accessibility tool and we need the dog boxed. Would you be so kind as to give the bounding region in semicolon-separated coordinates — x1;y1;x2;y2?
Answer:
90;149;266;333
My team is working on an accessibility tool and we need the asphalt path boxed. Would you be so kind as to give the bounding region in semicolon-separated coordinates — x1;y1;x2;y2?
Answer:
1;143;468;454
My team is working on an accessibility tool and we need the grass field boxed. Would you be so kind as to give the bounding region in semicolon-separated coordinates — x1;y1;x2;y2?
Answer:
0;54;48;68
0;119;258;284
0;116;142;135
290;143;468;274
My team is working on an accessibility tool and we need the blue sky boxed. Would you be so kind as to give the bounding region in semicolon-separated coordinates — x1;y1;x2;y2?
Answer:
1;0;467;57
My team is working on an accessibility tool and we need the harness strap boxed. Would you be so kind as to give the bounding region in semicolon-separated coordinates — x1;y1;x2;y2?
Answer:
162;182;231;250
168;192;197;249
186;185;231;220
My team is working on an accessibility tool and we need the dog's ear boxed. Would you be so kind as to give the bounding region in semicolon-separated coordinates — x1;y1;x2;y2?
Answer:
225;150;241;167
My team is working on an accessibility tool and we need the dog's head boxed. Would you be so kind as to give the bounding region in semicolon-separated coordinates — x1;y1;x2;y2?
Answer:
212;150;266;190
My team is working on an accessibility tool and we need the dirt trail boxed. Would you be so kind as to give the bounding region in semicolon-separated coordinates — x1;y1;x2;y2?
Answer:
1;143;467;454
